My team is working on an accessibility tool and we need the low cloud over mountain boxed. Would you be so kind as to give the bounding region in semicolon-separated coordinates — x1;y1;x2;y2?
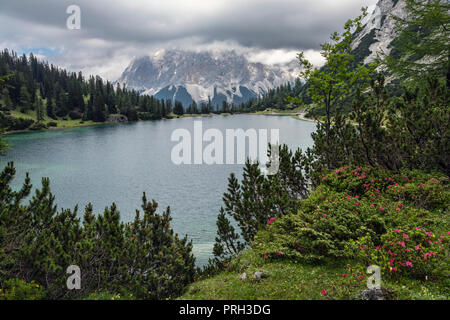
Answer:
117;49;301;106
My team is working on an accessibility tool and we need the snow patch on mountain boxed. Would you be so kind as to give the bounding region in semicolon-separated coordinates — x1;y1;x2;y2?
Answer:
117;50;300;106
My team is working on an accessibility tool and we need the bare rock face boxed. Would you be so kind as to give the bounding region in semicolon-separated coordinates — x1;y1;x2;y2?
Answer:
352;0;407;65
117;50;300;107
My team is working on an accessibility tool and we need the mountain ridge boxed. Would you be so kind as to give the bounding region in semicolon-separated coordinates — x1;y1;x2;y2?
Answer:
118;0;407;108
117;49;300;107
352;0;406;65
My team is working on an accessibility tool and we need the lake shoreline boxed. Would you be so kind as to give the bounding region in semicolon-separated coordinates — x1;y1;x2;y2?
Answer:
1;110;315;136
1;114;317;267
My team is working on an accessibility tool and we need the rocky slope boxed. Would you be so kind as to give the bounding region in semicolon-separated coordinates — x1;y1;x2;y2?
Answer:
117;50;300;107
352;0;407;65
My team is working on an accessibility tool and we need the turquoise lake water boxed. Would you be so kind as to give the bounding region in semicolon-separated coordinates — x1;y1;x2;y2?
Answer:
1;114;316;265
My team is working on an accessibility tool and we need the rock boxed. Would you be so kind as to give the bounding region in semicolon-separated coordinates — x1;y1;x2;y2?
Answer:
253;271;269;279
360;288;391;300
106;114;128;123
238;272;247;280
117;50;301;107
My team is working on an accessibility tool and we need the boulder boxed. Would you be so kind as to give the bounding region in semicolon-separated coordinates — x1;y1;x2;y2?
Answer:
106;114;128;123
253;271;269;279
238;272;247;280
360;288;391;300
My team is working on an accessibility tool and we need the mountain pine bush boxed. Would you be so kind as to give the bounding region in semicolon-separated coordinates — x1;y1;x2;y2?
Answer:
0;162;196;299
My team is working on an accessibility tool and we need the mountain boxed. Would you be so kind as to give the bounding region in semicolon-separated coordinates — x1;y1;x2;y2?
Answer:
352;0;407;65
117;50;300;107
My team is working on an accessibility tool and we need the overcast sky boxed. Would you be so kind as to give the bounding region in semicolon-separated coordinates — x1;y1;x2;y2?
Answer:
0;0;377;80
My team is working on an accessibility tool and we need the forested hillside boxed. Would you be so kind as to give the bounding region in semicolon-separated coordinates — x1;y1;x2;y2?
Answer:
0;50;184;132
0;49;299;132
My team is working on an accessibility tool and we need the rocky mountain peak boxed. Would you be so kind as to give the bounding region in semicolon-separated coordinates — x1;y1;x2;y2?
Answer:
117;49;300;107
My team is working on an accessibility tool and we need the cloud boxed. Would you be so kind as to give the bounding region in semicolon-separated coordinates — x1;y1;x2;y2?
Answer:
0;0;377;80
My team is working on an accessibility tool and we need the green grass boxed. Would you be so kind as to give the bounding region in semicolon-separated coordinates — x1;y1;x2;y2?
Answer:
83;291;136;300
180;249;448;300
4;109;100;131
173;112;233;119
254;106;303;115
2;103;306;134
181;251;345;300
2;108;234;134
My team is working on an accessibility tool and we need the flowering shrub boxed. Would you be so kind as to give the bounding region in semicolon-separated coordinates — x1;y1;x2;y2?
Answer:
348;228;449;280
254;197;384;263
0;279;45;300
253;167;449;273
384;174;449;211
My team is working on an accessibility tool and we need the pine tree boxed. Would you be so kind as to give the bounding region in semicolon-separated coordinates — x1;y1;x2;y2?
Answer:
0;50;174;126
173;100;184;116
211;208;244;264
124;194;195;299
92;91;105;122
1;88;12;109
19;85;31;112
161;100;166;118
0;163;196;299
0;74;13;92
47;98;57;120
208;145;312;272
35;96;45;123
188;101;198;114
384;0;450;86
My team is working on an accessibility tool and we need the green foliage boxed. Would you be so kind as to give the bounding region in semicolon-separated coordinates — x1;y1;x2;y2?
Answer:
208;209;245;270
384;0;450;84
308;72;449;175
121;195;196;299
206;6;450;300
385;76;449;174
248;81;304;112
298;8;378;169
181;247;448;300
19;86;32;111
347;227;449;281
34;96;45;123
28;122;48;131
0;162;196;299
173;100;184;116
0;112;35;131
252;167;449;268
84;291;136;300
0;74;14;91
208;145;313;269
0;50;182;131
0;279;45;300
